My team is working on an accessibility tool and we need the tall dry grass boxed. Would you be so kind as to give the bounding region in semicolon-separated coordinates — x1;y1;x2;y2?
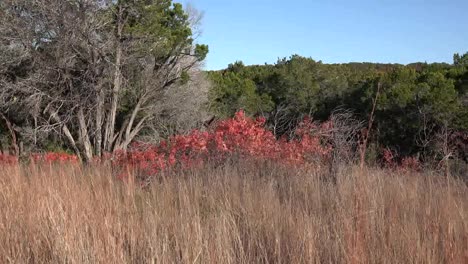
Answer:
0;161;467;263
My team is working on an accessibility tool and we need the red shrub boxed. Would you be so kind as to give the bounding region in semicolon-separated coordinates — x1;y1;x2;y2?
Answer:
114;110;332;178
0;154;18;165
32;152;79;164
0;111;334;179
381;148;421;173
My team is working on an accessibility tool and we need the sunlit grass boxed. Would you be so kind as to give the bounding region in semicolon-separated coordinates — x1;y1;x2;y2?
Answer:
0;162;466;263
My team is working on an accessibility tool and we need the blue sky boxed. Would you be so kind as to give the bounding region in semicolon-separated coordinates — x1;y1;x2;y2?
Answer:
185;0;468;70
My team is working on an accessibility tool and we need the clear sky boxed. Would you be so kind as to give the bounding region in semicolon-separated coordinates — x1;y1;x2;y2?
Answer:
186;0;468;70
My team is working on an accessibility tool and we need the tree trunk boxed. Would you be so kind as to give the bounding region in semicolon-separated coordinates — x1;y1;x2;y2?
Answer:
120;116;148;151
48;109;82;161
95;87;105;157
63;125;82;162
441;122;451;178
78;108;93;162
123;98;144;145
104;5;124;152
359;82;381;171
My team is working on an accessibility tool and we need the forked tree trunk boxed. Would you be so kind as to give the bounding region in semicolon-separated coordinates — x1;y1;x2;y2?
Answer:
47;109;82;161
117;98;147;151
104;4;124;152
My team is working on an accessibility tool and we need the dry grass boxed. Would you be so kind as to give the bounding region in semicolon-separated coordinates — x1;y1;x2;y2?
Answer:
0;161;467;263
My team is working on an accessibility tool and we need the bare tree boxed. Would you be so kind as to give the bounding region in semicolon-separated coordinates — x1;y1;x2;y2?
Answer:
0;0;208;161
140;67;212;142
434;121;453;178
415;107;436;162
328;108;364;177
268;104;300;138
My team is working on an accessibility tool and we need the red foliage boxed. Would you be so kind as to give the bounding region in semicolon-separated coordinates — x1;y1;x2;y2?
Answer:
0;111;333;179
0;154;18;165
0;152;79;167
381;147;420;173
114;110;332;178
382;148;396;168
31;152;79;164
0;111;430;177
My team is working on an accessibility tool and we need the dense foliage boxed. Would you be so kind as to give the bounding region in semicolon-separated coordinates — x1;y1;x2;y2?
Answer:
208;54;468;163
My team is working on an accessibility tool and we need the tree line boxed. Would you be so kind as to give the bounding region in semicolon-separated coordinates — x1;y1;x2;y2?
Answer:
208;54;468;165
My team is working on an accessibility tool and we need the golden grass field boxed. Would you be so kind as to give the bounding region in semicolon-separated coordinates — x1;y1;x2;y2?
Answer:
0;161;467;263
